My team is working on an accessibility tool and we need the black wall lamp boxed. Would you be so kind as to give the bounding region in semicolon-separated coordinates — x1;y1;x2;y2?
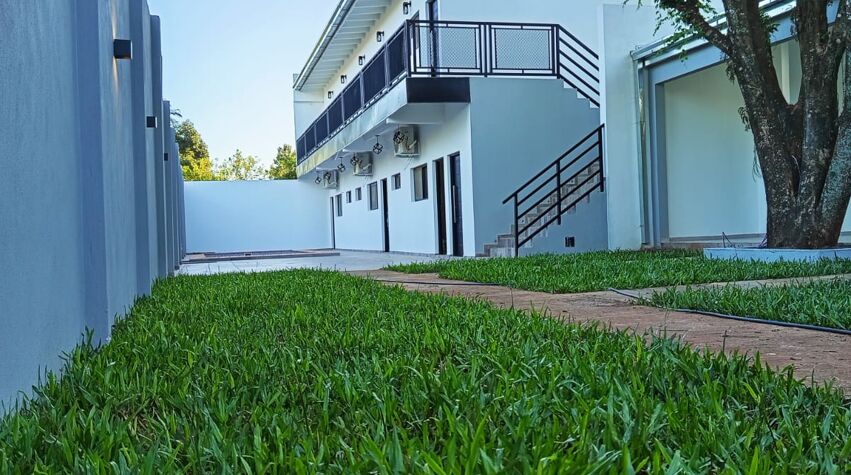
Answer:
358;55;366;66
376;31;385;42
403;1;412;15
146;116;158;128
113;39;133;60
340;74;347;84
328;91;334;99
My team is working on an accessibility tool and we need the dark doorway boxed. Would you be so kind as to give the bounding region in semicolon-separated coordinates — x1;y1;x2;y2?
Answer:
434;158;447;255
329;197;336;249
381;178;390;252
449;153;463;256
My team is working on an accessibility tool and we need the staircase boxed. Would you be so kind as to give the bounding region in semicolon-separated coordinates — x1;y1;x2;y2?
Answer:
485;125;606;258
481;26;604;258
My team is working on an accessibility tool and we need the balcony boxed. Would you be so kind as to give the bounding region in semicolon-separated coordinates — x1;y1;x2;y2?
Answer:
296;20;600;167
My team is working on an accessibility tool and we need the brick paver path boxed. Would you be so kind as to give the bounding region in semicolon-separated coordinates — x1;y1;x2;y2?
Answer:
357;270;851;393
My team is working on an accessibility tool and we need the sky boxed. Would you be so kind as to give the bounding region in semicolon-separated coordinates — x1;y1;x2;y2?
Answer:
148;0;339;167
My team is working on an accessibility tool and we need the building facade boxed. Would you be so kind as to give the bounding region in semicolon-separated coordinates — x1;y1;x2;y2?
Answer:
292;0;615;258
288;0;849;258
0;0;185;408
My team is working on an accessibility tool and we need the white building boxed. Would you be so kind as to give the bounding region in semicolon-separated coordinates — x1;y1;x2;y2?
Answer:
292;0;614;257
186;0;849;258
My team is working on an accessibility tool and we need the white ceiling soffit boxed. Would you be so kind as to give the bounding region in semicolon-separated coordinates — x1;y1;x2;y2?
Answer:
295;0;392;92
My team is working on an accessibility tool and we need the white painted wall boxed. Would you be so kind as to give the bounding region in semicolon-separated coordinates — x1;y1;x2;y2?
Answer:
599;4;672;249
184;181;331;253
468;77;604;255
662;40;851;239
327;104;474;255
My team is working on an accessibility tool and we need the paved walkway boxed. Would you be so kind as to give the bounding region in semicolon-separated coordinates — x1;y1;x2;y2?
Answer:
358;270;851;392
179;250;451;275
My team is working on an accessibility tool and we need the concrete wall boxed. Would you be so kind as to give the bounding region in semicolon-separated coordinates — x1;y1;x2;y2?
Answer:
184;181;332;253
0;0;184;409
659;40;851;240
599;4;672;249
328;104;474;255
468;77;605;255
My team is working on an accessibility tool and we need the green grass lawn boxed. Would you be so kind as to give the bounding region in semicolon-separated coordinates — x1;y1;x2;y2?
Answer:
647;279;851;331
387;250;851;293
1;270;849;472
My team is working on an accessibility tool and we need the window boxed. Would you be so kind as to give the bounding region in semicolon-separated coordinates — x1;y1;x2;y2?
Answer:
355;187;362;201
346;191;352;203
335;194;343;217
413;164;428;201
392;173;401;190
368;182;379;210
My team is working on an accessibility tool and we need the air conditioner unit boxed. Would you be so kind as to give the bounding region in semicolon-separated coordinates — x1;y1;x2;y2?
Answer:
322;170;339;189
393;126;419;158
351;153;373;176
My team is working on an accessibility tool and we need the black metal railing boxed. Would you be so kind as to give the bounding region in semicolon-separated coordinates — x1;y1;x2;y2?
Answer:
297;26;408;165
502;125;605;255
297;20;601;165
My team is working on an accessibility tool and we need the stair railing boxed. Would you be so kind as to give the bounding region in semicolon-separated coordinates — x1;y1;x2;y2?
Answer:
502;124;605;256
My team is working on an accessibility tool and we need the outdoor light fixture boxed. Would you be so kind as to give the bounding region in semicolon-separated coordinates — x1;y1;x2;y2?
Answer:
164;152;169;162
372;135;384;155
328;91;334;99
315;176;322;185
403;1;412;14
376;31;385;42
358;55;366;66
340;74;347;84
146;116;158;129
113;39;133;60
337;162;346;173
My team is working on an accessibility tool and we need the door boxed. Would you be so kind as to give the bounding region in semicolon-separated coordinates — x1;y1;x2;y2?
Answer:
449;154;463;257
329;197;336;249
434;158;448;255
381;178;390;252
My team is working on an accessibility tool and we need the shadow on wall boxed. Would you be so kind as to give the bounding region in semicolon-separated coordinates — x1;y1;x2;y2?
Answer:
0;0;184;410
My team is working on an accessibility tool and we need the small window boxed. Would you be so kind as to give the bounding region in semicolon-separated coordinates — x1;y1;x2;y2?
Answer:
413;164;428;201
346;191;352;203
368;182;379;210
392;173;401;190
335;194;343;217
355;187;362;201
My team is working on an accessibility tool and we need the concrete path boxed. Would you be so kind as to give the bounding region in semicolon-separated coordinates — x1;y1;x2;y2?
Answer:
358;270;851;393
178;250;451;276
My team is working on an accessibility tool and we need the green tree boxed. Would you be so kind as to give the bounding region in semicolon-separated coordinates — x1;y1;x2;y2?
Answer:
215;150;267;181
175;120;215;181
640;1;850;248
267;145;298;180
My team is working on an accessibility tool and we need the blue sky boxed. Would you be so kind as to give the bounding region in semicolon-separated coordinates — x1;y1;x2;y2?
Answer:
148;0;339;166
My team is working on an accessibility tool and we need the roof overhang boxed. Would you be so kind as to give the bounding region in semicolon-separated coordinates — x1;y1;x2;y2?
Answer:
294;0;393;93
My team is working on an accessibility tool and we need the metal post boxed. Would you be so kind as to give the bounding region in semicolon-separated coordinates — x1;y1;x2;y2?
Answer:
513;195;520;257
556;161;562;225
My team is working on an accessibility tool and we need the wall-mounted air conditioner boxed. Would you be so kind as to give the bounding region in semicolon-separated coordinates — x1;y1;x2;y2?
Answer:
393;126;419;158
351;153;373;176
322;170;339;189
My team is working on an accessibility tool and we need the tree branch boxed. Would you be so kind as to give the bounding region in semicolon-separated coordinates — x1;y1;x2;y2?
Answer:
658;0;734;56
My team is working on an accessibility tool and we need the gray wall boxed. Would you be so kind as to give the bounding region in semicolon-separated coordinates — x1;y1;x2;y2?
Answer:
468;78;607;255
0;0;185;410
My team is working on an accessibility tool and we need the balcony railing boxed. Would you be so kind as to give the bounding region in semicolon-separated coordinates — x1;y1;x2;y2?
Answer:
297;20;599;165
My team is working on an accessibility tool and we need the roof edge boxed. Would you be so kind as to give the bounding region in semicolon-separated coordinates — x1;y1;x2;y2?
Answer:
294;0;358;92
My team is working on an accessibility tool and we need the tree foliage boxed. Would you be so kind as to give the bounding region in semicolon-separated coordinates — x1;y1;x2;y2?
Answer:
175;120;216;181
641;0;851;248
215;150;267;181
267;145;298;180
